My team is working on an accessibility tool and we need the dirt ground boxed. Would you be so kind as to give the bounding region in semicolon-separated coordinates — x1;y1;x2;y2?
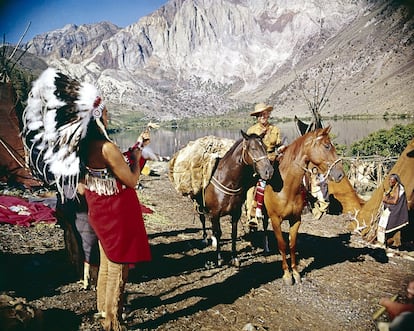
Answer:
1;160;414;331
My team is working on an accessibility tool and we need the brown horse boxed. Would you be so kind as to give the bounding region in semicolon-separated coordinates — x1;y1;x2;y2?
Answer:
194;130;274;267
263;127;345;285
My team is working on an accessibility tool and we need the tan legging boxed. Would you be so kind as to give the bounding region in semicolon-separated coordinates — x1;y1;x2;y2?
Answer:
97;242;129;331
246;186;256;220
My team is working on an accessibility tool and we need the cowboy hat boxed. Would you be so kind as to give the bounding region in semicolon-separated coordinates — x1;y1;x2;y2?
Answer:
250;103;273;116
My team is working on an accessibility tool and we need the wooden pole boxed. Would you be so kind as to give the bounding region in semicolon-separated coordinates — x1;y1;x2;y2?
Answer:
372;294;398;320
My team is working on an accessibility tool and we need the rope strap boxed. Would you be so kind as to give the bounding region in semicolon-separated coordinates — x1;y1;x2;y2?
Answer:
210;176;241;196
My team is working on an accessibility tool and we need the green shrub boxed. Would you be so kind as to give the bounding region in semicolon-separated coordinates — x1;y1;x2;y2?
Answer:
348;123;414;157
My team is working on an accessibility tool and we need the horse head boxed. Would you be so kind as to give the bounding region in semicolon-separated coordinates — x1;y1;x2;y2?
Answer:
305;126;344;183
241;130;274;180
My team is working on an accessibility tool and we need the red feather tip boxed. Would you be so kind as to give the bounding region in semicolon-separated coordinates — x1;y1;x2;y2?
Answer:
93;96;102;108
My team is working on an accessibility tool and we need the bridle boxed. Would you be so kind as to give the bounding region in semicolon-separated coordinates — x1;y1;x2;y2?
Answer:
241;139;268;173
325;158;342;177
210;138;268;196
307;133;342;178
314;158;342;180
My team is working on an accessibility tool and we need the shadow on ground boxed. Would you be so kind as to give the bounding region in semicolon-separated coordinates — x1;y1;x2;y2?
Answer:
125;227;389;329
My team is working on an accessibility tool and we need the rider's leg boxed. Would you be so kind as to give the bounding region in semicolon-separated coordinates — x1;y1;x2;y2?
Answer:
254;179;266;219
246;186;258;227
247;180;266;228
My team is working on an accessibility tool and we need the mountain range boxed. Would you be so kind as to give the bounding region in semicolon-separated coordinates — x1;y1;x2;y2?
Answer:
21;0;414;122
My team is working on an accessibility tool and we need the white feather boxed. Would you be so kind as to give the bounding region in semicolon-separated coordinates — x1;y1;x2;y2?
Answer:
22;67;104;201
77;83;99;114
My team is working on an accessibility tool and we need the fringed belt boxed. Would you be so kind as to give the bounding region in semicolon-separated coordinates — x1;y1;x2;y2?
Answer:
85;167;120;196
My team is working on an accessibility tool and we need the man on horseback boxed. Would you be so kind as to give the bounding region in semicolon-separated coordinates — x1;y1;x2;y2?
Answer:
246;103;286;228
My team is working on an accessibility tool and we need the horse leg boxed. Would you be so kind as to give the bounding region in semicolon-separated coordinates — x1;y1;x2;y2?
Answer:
262;214;270;254
289;220;302;284
271;218;292;285
211;217;223;267
199;213;208;246
230;213;241;267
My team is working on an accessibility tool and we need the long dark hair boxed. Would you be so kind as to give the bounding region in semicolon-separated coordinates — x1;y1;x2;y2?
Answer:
390;173;403;186
78;118;110;168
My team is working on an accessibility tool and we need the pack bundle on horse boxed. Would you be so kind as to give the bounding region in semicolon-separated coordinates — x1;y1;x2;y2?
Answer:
263;127;345;285
169;135;235;196
169;131;274;267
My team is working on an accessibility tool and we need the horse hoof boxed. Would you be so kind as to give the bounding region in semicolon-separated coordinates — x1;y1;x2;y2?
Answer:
231;258;240;267
282;272;293;286
292;270;301;284
211;236;218;248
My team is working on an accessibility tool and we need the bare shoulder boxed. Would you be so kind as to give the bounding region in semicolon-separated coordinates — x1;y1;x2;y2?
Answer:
101;141;119;152
101;141;123;161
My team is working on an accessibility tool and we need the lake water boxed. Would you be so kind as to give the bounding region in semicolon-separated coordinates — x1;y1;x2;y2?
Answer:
112;118;412;158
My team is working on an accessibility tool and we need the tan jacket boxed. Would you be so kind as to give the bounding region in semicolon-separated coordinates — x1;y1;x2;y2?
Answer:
247;123;282;160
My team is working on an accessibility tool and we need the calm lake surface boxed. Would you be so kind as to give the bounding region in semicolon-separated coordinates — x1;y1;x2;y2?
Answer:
113;118;412;158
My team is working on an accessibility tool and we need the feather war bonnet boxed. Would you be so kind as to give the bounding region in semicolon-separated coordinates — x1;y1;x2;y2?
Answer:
22;68;106;201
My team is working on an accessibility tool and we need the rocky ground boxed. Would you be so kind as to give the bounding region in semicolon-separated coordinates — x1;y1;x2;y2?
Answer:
1;161;414;331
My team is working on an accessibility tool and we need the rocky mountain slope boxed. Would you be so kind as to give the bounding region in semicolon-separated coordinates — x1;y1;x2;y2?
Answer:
24;0;414;121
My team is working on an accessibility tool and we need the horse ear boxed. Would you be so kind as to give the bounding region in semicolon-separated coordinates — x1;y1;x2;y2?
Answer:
323;126;332;135
241;130;249;139
316;126;331;141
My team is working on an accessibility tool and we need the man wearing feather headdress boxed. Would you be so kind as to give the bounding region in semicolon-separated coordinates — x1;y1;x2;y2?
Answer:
22;68;151;331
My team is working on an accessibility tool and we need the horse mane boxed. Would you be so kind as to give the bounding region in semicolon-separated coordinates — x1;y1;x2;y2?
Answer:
279;134;308;173
222;137;243;159
210;138;243;176
279;128;329;173
221;132;262;160
268;160;284;192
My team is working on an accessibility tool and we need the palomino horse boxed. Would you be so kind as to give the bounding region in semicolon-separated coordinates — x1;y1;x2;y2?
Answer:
194;130;274;267
263;127;345;285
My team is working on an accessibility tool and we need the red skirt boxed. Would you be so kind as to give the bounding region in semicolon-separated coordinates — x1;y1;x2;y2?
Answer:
85;186;151;264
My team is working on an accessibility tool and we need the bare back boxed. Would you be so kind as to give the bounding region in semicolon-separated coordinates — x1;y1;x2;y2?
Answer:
86;140;141;189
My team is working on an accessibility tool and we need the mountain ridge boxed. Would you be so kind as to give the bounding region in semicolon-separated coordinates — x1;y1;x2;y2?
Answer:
20;0;414;121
